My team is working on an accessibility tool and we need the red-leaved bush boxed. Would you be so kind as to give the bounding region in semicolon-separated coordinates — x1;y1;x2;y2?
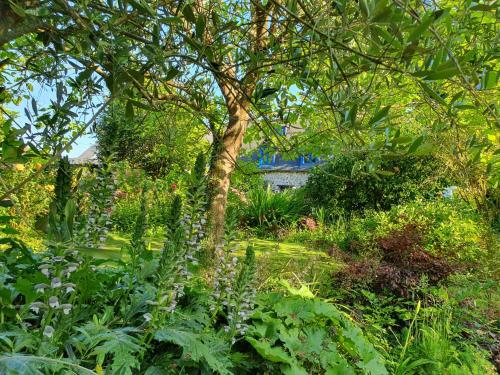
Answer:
334;224;453;297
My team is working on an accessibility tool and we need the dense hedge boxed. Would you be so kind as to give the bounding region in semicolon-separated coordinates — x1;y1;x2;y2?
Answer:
304;153;451;215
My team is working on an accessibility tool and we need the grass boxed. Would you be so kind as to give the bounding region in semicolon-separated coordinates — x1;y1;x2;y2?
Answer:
78;232;342;291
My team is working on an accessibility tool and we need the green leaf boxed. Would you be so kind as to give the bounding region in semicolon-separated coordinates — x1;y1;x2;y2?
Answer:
2;145;19;162
424;67;459;80
408;135;424;154
129;0;155;17
368;106;391;126
359;0;372;18
482;71;498;89
418;81;447;106
470;4;497;11
281;364;309;375
125;100;134;119
160;16;183;24
182;4;197;23
31;98;38;116
392;136;413;144
412;143;435;156
8;1;26;17
246;337;294;364
376;170;395;176
407;12;438;43
196;16;206;39
349;103;358;126
165;67;180;81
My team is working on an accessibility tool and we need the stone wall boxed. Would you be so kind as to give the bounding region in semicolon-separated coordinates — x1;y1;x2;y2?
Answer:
263;171;310;191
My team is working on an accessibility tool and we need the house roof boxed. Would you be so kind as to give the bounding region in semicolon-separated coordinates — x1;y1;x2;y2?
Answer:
69;145;98;165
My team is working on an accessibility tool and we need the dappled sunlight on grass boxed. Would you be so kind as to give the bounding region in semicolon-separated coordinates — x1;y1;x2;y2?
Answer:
78;234;343;286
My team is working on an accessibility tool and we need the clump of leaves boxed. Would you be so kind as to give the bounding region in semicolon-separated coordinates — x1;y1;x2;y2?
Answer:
246;292;388;374
335;224;453;297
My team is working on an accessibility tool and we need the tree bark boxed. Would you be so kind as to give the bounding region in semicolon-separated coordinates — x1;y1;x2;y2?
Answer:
208;93;250;245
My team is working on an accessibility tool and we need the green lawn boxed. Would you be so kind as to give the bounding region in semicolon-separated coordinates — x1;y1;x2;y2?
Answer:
78;233;342;289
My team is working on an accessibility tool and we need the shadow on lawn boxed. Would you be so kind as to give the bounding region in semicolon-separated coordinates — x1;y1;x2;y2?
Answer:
78;234;342;289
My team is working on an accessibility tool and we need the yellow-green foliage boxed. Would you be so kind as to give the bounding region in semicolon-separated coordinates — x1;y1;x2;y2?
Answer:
0;160;53;250
286;200;494;266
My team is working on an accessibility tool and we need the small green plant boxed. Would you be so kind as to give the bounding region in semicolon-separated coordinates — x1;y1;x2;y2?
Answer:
241;186;304;234
393;309;496;374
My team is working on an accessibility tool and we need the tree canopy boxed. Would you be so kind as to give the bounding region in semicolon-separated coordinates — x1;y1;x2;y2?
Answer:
1;0;498;238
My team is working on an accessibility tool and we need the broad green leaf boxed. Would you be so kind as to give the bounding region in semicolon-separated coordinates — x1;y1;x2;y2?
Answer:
278;280;314;298
412;143;436;156
246;337;294;364
281;364;309;375
392;136;413;144
482;71;498;89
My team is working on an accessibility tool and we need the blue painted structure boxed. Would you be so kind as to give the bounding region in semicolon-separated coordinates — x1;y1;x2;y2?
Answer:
250;147;323;172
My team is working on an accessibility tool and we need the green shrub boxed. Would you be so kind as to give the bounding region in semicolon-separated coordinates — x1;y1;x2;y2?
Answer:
240;186;305;234
285;200;493;266
304;153;451;216
111;193;172;232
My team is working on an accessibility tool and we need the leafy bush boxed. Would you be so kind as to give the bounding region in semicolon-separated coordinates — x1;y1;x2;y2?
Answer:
239;186;305;234
0;160;54;249
304;153;450;216
286;200;494;267
112;194;171;232
334;224;453;297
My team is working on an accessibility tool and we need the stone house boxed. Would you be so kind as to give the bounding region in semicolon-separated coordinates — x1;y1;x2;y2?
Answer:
245;125;323;191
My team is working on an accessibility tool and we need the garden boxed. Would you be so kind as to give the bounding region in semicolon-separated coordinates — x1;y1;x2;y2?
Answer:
0;1;499;374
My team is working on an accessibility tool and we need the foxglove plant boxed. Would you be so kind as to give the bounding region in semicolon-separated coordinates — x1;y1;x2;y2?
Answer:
27;250;82;339
211;243;257;342
78;162;116;248
152;154;208;318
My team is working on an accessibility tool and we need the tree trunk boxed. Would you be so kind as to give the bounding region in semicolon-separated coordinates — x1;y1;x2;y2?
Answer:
208;96;250;245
